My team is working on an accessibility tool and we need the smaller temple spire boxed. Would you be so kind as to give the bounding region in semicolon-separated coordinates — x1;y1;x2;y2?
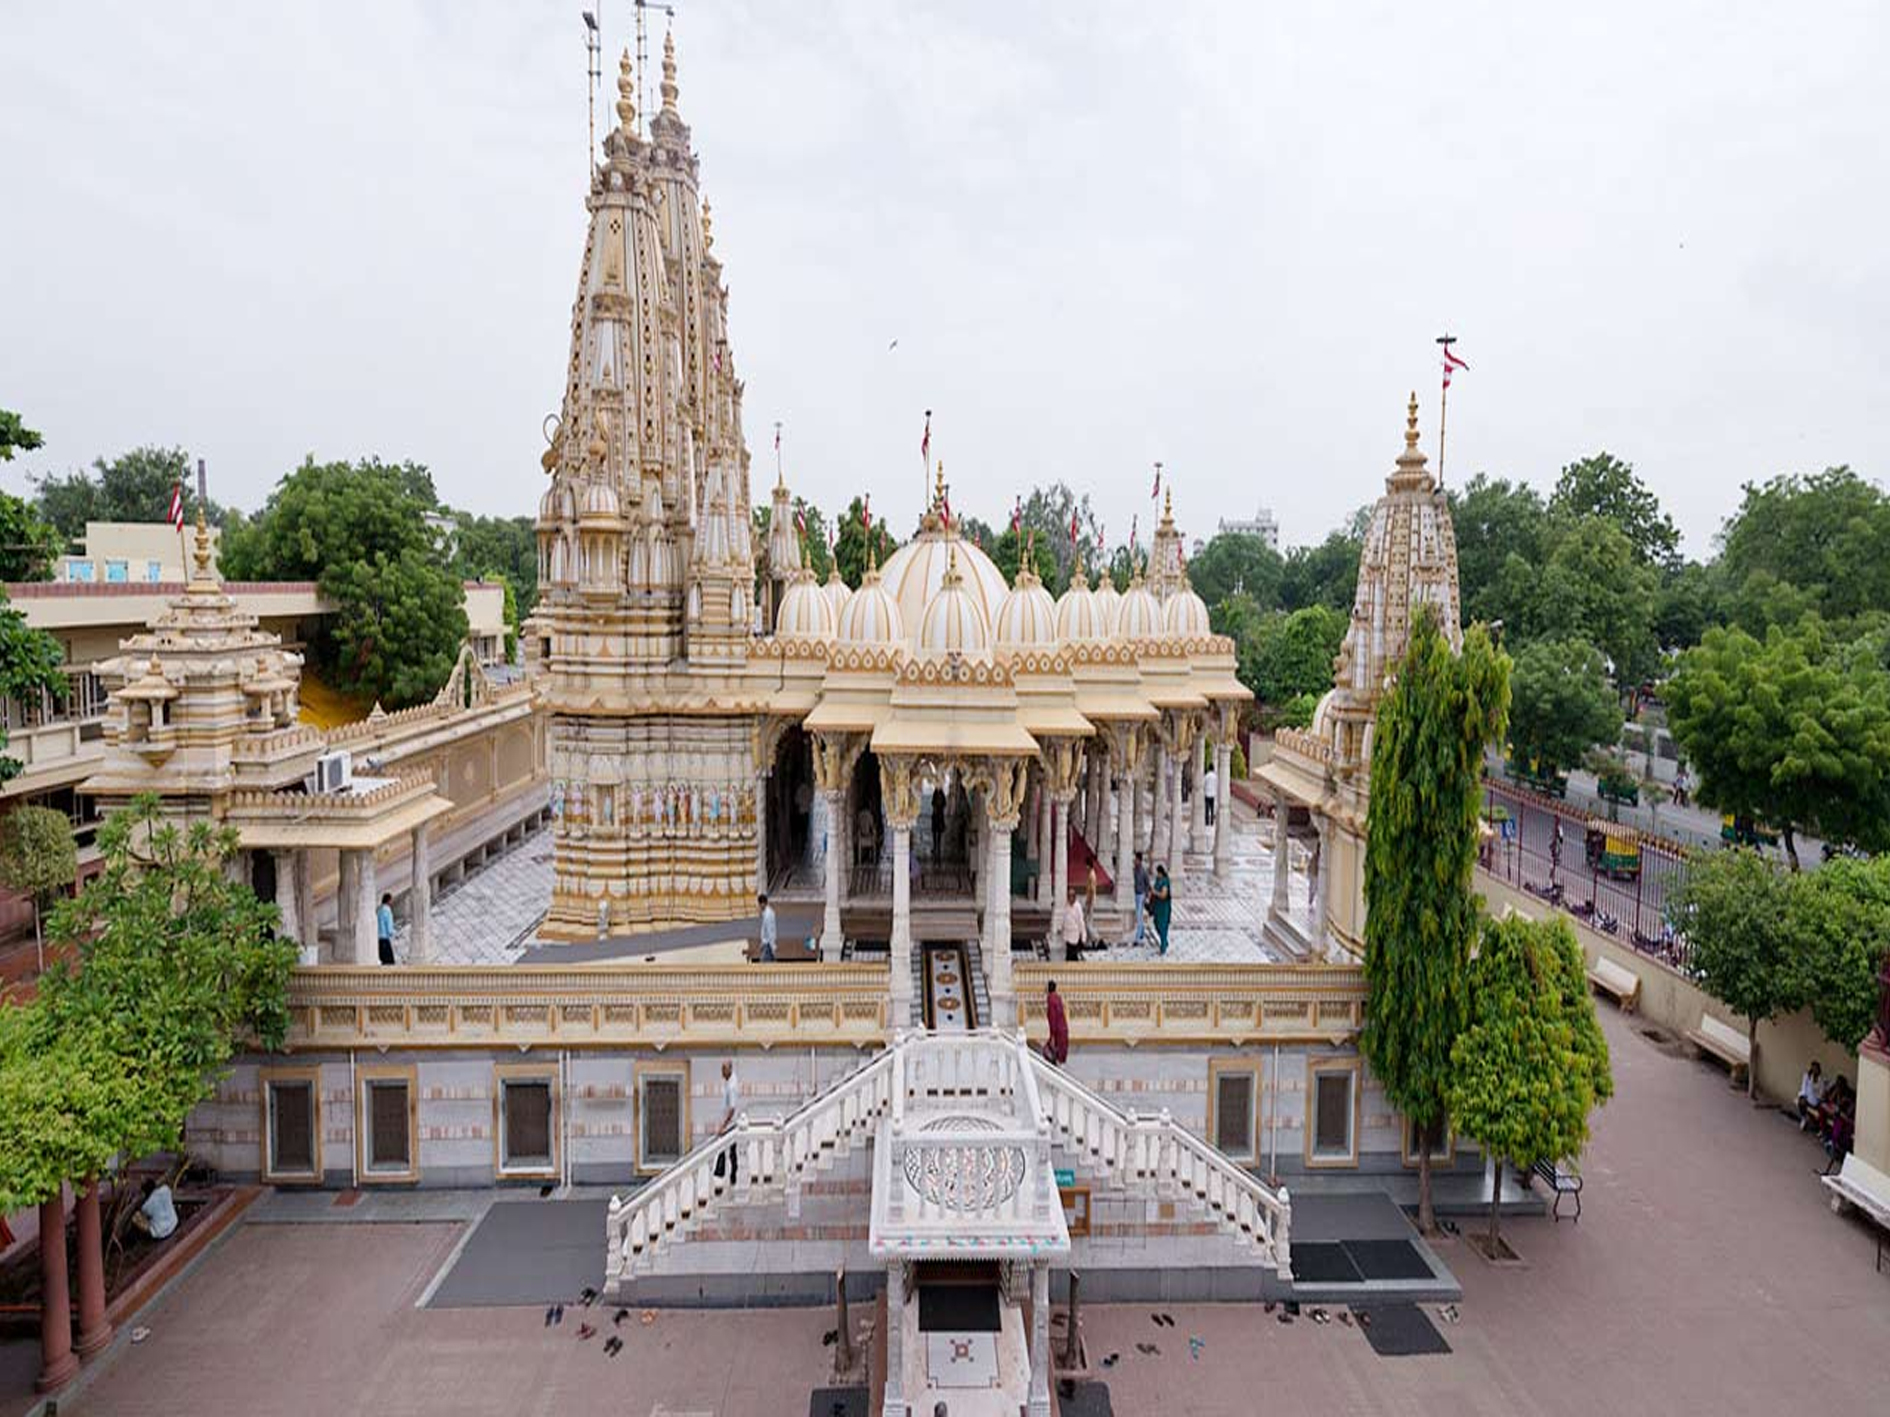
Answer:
615;48;637;136
660;26;679;114
1405;390;1420;450
188;506;216;589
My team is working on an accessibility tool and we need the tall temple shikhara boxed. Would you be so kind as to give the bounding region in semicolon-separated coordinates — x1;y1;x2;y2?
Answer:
530;37;763;938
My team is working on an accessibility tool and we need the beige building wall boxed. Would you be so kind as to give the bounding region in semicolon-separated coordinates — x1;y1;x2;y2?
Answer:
59;521;223;585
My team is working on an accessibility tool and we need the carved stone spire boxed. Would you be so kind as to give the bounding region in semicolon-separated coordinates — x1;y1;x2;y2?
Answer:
661;27;679;114
615;48;637;136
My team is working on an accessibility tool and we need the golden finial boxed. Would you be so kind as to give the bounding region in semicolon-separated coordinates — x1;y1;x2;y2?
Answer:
615;49;637;135
1162;486;1173;520
945;543;962;585
1405;391;1420;450
934;460;946;509
661;27;679;114
700;197;714;253
189;505;215;585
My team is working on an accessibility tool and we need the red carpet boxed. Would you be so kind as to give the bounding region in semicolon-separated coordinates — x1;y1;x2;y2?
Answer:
1068;829;1114;894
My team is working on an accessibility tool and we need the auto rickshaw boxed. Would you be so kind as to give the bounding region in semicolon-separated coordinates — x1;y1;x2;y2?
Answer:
1720;814;1779;848
1585;819;1642;880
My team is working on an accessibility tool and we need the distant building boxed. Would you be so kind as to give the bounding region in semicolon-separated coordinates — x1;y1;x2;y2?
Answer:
1215;505;1280;550
59;521;223;585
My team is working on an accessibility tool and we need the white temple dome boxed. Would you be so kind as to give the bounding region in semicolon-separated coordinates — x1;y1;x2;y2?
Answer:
1091;577;1120;630
1114;576;1161;640
917;551;990;657
1055;564;1107;644
820;564;851;623
1162;581;1212;637
879;527;1007;650
836;566;904;646
775;567;835;641
580;481;622;522
994;568;1058;649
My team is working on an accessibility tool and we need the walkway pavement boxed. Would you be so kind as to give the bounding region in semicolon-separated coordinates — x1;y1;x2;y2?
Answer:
23;1007;1884;1415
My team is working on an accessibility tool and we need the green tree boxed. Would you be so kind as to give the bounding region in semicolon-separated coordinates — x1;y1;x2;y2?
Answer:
1506;637;1623;778
1550;452;1680;568
0;490;67;580
0;805;77;971
1786;856;1890;1052
990;527;1059;592
0;595;68;784
752;500;834;582
1012;483;1101;592
0;409;44;461
1533;515;1659;686
1249;605;1346;708
1279;529;1361;613
1360;607;1512;1233
1716;468;1890;626
452;513;538;620
1667;847;1798;1097
832;496;899;590
0;797;295;1211
1189;532;1283;612
1652;560;1715;651
1446;914;1613;1251
222;457;466;706
1448;475;1552;627
1666;619;1890;868
34;445;226;540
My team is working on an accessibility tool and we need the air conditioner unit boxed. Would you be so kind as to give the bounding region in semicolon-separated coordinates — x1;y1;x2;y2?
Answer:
312;750;353;794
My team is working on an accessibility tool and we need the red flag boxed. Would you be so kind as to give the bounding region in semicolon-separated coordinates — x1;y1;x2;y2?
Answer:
774;426;782;452
168;482;184;531
920;410;931;466
941;493;952;529
1442;346;1469;389
1010;497;1022;534
1129;513;1139;551
793;505;806;537
1150;464;1162;501
861;495;872;532
1095;523;1105;553
1068;508;1079;546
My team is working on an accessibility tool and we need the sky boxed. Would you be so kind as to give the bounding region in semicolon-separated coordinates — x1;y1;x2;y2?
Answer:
3;1;1886;558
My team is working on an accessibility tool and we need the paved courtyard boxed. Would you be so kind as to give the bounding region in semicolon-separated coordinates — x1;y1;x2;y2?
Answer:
16;1005;1884;1416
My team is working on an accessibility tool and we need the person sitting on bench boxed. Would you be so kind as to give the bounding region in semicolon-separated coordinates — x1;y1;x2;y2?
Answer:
1798;1061;1827;1127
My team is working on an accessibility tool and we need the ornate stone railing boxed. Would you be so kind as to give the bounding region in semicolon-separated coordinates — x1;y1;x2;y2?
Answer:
607;1045;898;1284
225;772;437;817
281;963;893;1050
1014;961;1366;1043
231;723;326;760
1028;1050;1292;1276
1273;726;1332;764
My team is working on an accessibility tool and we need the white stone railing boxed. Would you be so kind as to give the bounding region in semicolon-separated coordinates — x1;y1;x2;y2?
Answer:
605;1046;897;1285
1027;1051;1293;1277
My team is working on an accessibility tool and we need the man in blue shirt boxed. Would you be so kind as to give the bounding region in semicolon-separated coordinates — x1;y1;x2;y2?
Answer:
1132;852;1151;945
757;892;777;962
377;893;396;966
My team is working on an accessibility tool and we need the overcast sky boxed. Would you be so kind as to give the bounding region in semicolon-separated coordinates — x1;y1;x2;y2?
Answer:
3;2;1885;556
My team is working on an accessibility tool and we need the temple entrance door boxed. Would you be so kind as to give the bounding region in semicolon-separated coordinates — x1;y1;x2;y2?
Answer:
768;724;815;893
845;750;884;899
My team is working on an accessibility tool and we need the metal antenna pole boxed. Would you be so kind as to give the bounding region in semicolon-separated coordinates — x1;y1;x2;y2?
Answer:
634;0;648;140
583;9;601;176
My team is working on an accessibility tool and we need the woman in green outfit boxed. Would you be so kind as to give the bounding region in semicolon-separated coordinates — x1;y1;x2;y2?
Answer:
1149;864;1173;955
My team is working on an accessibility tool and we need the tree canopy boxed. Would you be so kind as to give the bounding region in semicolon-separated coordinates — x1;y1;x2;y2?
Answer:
221;457;467;706
1715;468;1890;627
1550;452;1680;569
0;798;296;1210
34;445;225;540
1279;530;1361;614
1785;856;1890;1052
1506;637;1623;778
1449;475;1552;628
832;496;899;589
0;592;69;784
1189;532;1284;612
1360;607;1511;1232
0;408;45;462
1667;847;1798;1096
1447;914;1613;1250
0;490;67;581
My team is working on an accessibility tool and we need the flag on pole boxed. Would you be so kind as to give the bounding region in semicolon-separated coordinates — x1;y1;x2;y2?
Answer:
1129;513;1139;551
1150;464;1162;501
1095;523;1105;554
793;505;806;537
941;491;952;529
1442;345;1469;388
920;411;931;467
774;425;782;453
861;495;872;532
1010;496;1022;534
168;482;185;531
1068;508;1079;547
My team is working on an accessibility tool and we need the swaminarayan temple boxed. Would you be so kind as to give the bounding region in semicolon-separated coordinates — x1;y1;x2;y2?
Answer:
157;32;1491;1417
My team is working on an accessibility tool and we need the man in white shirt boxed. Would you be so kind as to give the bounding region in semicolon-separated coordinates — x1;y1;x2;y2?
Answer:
1203;764;1218;826
718;1060;741;1186
134;1179;177;1241
1060;889;1087;962
757;893;777;962
1798;1061;1826;1126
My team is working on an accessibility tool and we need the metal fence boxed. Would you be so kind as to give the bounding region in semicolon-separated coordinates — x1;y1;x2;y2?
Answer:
1480;780;1699;976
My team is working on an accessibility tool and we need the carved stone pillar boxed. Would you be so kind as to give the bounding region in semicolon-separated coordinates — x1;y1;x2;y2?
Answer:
882;1260;909;1417
1169;745;1186;871
881;757;919;1019
1050;796;1071;952
1213;739;1234;878
409;822;433;963
1310;824;1326;945
1271;789;1291;917
353;849;379;965
273;849;302;960
990;822;1018;1028
1146;751;1166;865
1189;739;1209;856
1027;1261;1052;1417
74;1181;111;1358
294;850;316;963
754;770;769;894
820;787;845;960
1114;729;1139;936
35;1192;77;1392
336;850;358;964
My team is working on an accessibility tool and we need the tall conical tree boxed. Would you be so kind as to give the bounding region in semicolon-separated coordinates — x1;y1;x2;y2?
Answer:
1359;605;1511;1234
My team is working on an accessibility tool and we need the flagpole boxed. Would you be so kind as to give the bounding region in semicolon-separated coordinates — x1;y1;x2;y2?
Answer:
1435;333;1458;488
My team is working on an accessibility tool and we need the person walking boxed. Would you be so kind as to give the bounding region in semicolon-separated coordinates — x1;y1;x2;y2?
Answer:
377;892;396;966
757;892;777;962
1060;887;1087;963
931;785;947;860
1149;864;1173;956
1203;761;1218;827
1132;852;1151;945
1042;980;1069;1065
716;1059;741;1188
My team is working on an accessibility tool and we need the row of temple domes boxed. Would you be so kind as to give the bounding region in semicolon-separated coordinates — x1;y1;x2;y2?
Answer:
773;529;1211;654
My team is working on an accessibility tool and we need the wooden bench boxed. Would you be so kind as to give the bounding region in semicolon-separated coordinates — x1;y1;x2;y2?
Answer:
1531;1158;1584;1222
1586;956;1641;1013
1684;1013;1751;1085
1821;1153;1890;1273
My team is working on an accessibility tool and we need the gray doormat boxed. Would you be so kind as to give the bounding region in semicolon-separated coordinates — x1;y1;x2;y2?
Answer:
1353;1303;1451;1356
1345;1238;1433;1280
1056;1379;1115;1415
425;1198;608;1308
808;1388;867;1417
1289;1242;1362;1283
